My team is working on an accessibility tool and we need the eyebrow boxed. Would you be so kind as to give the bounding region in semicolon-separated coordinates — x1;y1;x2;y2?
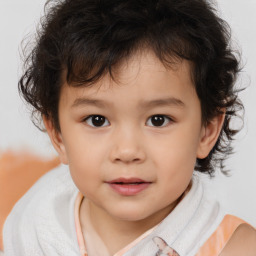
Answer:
139;97;185;109
71;97;185;109
71;98;108;108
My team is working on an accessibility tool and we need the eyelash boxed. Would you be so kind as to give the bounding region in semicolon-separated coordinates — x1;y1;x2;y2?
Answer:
83;115;110;127
146;115;173;127
83;115;173;128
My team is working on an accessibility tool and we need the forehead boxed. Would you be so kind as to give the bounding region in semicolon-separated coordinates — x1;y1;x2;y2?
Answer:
59;50;197;107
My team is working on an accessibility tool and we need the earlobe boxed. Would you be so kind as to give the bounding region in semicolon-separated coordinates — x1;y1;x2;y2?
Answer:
197;113;225;159
43;116;69;165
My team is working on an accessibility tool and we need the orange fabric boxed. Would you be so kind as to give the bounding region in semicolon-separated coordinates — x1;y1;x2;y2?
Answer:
0;151;60;250
196;214;246;256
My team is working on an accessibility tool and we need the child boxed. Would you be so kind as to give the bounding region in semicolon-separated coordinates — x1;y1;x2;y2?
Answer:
3;0;256;255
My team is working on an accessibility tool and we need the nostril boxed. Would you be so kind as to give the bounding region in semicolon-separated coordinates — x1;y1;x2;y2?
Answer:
110;144;146;164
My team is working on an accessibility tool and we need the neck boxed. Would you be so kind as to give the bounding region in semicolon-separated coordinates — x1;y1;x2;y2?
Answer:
79;182;191;255
89;201;173;255
80;201;177;255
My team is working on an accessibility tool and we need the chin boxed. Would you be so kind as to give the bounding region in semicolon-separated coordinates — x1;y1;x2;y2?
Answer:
109;208;151;222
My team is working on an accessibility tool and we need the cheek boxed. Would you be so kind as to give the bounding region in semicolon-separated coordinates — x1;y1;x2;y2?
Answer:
63;128;106;165
69;159;101;198
148;131;198;189
150;134;198;169
63;140;105;193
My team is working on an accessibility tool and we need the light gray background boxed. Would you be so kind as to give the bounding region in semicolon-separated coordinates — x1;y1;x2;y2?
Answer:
0;1;255;225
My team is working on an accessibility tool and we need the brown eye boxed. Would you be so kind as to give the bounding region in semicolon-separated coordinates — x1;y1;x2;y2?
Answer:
146;115;171;127
85;115;110;127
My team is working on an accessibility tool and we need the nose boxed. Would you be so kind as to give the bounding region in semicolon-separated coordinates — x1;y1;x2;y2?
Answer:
109;126;146;164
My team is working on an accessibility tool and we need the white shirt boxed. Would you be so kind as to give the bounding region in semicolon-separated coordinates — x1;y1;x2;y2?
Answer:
3;165;224;256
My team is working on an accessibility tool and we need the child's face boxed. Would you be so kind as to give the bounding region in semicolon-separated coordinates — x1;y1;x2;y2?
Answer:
46;50;218;224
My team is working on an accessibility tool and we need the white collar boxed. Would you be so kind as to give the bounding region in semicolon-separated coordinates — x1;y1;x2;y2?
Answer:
124;175;223;256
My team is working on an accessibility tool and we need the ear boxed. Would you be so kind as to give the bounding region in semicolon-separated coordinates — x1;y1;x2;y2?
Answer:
197;113;225;159
43;116;69;165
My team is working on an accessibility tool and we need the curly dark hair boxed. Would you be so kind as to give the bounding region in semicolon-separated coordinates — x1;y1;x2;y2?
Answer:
19;0;243;176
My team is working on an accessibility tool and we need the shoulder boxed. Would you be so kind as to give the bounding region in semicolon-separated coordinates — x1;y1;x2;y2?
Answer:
3;165;79;254
196;214;256;256
220;223;256;256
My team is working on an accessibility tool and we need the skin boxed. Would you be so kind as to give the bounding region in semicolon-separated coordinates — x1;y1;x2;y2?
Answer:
220;224;256;256
44;50;224;254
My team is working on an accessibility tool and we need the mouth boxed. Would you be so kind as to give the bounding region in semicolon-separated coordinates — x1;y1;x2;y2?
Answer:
106;178;152;196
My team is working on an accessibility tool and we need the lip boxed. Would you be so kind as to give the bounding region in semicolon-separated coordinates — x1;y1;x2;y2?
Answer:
106;178;152;196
